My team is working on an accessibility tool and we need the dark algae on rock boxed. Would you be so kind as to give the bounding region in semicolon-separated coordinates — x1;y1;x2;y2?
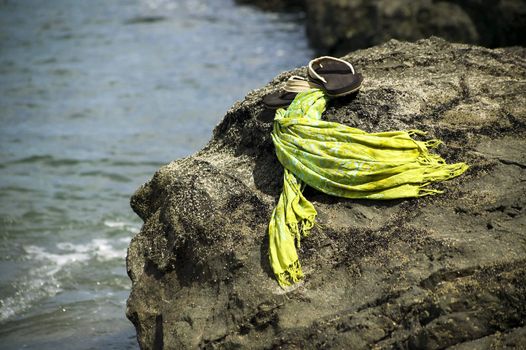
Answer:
126;38;526;349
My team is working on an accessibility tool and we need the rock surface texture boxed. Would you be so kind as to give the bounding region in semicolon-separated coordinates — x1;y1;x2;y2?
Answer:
239;0;526;56
127;38;526;349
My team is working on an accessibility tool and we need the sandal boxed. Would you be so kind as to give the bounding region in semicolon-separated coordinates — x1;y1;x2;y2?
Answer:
262;76;322;109
308;56;363;97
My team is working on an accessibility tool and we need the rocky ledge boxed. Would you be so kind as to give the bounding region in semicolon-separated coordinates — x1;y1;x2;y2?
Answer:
126;38;526;349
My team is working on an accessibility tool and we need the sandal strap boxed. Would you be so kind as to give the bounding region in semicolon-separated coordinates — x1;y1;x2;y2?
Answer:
283;76;323;93
308;56;356;84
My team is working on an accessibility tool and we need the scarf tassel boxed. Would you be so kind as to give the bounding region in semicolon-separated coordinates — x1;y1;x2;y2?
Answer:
276;260;304;287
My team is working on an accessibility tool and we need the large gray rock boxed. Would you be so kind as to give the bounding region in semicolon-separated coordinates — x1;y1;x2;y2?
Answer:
126;38;526;349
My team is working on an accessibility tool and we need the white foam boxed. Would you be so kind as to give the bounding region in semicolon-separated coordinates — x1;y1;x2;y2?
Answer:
0;245;74;321
25;245;90;274
0;272;62;321
91;238;127;261
103;220;140;234
0;236;133;322
56;237;131;262
103;220;126;228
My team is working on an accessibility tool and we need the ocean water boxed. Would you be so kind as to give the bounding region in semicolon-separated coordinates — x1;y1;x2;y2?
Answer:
0;0;312;348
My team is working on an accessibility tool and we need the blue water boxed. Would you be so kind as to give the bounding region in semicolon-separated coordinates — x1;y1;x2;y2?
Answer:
0;0;312;348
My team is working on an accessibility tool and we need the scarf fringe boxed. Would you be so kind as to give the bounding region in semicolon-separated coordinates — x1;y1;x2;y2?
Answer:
417;183;443;196
417;162;469;196
287;215;316;249
417;152;446;165
276;260;304;287
301;215;316;234
425;139;443;148
408;129;428;137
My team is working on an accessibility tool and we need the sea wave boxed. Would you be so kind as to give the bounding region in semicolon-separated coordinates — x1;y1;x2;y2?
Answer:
104;220;140;234
0;236;132;322
56;237;130;262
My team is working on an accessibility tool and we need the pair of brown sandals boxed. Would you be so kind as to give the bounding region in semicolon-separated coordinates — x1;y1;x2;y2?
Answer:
263;56;363;109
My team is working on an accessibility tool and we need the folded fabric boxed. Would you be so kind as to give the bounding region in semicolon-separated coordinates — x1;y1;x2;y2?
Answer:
269;89;469;287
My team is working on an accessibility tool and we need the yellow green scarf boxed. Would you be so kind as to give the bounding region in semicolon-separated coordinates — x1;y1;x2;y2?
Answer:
269;89;468;287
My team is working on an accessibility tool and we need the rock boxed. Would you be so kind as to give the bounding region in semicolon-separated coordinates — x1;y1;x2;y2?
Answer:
124;16;168;25
238;0;526;55
235;0;305;12
339;0;526;54
126;38;526;349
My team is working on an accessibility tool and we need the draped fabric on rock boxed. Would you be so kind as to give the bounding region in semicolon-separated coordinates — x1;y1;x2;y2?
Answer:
269;89;469;287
